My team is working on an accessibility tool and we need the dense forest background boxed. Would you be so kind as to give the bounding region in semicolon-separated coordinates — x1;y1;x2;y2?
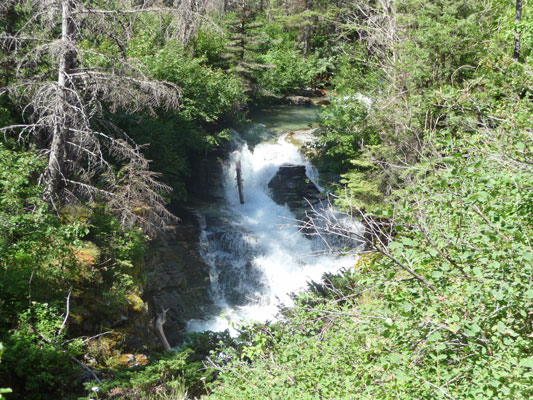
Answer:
0;0;531;399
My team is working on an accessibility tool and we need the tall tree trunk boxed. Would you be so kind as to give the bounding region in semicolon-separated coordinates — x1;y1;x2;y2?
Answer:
44;0;75;200
513;0;522;61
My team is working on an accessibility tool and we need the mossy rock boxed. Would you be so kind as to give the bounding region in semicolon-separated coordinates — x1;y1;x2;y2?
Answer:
125;292;147;313
110;353;149;369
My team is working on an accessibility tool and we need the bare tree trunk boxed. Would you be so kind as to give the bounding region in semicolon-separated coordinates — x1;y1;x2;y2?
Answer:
44;0;75;200
513;0;522;61
301;0;312;55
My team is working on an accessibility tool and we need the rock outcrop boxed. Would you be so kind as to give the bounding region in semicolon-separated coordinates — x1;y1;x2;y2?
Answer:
144;211;212;346
188;159;225;201
268;164;322;220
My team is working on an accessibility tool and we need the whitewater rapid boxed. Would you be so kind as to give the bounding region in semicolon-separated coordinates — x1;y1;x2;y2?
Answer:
186;133;363;334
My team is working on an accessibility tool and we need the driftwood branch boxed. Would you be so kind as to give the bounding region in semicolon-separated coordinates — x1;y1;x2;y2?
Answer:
58;288;72;337
236;153;244;204
155;307;171;351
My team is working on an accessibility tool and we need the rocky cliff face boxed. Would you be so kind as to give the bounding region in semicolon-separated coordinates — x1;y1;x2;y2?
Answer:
144;212;212;346
188;158;225;201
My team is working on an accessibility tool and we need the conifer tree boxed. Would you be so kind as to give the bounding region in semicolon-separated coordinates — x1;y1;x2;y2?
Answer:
0;0;211;234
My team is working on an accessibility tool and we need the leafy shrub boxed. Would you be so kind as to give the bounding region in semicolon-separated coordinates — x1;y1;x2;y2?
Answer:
1;304;81;399
84;331;233;400
256;47;318;94
312;93;379;172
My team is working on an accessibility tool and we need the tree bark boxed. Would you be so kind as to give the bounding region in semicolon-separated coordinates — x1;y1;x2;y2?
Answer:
513;0;522;61
44;0;75;200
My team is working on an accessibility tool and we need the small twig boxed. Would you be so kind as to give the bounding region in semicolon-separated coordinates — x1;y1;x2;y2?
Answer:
66;352;102;384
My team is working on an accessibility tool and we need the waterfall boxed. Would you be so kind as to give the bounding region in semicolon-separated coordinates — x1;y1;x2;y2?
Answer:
186;132;363;334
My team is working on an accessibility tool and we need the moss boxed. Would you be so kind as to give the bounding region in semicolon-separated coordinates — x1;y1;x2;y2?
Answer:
73;241;101;267
112;353;149;368
125;292;147;313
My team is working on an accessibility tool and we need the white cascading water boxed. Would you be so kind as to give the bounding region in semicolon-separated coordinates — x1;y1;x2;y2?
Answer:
186;132;364;334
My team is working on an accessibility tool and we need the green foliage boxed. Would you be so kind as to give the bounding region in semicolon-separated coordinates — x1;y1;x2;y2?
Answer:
200;2;533;400
0;106;14;128
78;204;148;323
397;0;500;88
330;48;382;94
0;343;12;399
148;46;245;124
1;303;81;399
0;145;152;399
312;93;379;172
128;29;246;124
85;331;233;399
256;47;320;94
0;145;80;323
194;25;229;66
244;15;334;95
0;147;82;399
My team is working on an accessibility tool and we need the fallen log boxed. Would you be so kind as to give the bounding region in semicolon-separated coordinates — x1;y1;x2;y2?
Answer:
236;154;244;204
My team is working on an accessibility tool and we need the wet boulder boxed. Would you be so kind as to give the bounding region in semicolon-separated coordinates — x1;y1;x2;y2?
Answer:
268;164;322;217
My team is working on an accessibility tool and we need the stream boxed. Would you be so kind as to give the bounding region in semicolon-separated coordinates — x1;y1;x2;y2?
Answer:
186;104;364;334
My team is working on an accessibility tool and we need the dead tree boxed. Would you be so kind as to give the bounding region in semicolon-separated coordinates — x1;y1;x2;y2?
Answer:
235;153;245;204
0;0;211;234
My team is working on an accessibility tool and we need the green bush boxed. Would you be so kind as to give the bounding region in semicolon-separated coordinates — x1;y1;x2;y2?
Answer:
1;304;81;399
313;93;379;172
84;331;233;400
256;47;317;94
